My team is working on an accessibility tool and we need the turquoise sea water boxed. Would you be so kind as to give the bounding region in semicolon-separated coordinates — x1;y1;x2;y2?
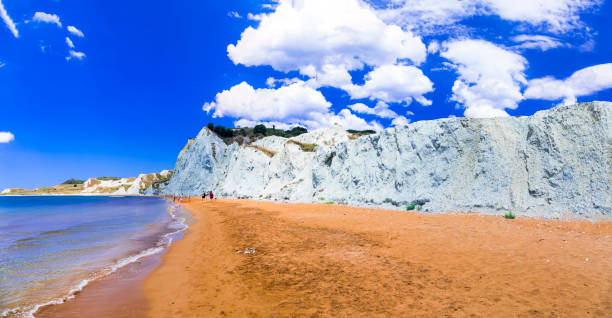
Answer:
0;196;187;317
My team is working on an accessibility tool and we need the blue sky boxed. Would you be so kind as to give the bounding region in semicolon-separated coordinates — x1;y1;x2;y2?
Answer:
1;0;611;189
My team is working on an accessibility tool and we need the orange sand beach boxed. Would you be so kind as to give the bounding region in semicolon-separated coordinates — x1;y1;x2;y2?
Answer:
144;199;612;317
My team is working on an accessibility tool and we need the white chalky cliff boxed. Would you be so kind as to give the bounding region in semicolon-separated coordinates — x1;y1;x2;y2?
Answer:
158;102;611;219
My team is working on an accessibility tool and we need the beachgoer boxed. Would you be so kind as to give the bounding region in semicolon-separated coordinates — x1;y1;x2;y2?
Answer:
201;191;206;201
209;191;213;200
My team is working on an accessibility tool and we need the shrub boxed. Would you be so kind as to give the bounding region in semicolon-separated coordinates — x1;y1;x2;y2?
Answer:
207;123;214;130
253;124;267;135
347;129;376;135
504;211;516;219
213;125;234;138
406;204;416;211
325;201;335;204
286;126;308;137
96;177;120;181
62;178;85;185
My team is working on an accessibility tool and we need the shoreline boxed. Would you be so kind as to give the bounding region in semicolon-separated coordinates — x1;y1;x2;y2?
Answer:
2;198;189;318
144;199;612;317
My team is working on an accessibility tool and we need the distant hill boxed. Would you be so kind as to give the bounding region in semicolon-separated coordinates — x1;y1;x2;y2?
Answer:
1;171;172;196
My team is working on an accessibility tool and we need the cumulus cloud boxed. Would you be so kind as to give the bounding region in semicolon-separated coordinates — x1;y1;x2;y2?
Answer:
0;131;15;143
391;116;411;126
427;41;440;54
344;64;433;105
524;63;612;105
0;61;5;68
203;81;331;121
227;0;426;89
0;0;18;38
33;12;62;27
203;81;381;130
236;110;382;131
67;25;84;37
511;35;567;51
247;13;263;21
348;101;398;119
265;77;301;88
65;37;74;48
66;50;86;61
228;11;242;18
441;39;528;118
234;119;295;130
374;0;601;35
301;109;383;131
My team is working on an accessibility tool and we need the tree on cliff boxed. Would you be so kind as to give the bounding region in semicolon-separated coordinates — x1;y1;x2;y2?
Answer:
254;124;267;135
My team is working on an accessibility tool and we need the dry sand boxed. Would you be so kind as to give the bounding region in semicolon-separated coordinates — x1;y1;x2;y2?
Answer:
144;199;612;317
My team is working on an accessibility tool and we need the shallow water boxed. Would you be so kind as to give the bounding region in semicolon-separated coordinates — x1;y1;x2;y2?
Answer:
0;196;185;317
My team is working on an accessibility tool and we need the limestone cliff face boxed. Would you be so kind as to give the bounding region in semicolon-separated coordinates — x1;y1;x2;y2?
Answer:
161;102;611;218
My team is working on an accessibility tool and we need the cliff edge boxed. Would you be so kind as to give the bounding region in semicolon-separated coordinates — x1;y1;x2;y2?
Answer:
160;102;611;219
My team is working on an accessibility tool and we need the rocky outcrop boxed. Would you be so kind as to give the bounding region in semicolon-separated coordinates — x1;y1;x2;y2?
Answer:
82;170;173;195
161;102;611;219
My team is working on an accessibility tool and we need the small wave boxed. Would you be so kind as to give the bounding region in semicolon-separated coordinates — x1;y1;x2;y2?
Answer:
1;203;188;318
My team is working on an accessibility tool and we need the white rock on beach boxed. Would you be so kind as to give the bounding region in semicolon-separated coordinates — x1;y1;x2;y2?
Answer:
160;102;611;219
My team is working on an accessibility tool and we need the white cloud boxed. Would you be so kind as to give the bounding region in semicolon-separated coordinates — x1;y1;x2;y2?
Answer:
0;61;5;68
247;13;263;21
33;12;62;27
391;116;411;126
301;109;383;131
348;101;398;119
0;0;18;38
441;39;527;118
524;63;612;105
227;0;426;89
0;131;15;143
234;119;295;130
265;77;301;88
485;0;600;32
66;50;86;61
511;35;566;51
236;106;382;131
262;3;279;10
345;64;433;105
374;0;601;35
228;11;242;18
427;41;440;54
203;81;331;121
67;25;84;37
204;81;381;130
65;37;74;48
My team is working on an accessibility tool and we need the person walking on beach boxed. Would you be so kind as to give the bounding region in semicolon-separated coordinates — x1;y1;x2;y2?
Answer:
201;191;206;202
209;191;214;200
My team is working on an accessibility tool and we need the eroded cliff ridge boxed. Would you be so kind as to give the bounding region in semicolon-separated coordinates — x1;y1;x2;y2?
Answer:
160;102;611;218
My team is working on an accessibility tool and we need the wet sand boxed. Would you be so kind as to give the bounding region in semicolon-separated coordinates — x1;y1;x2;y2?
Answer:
144;199;612;317
36;246;160;318
34;203;190;318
